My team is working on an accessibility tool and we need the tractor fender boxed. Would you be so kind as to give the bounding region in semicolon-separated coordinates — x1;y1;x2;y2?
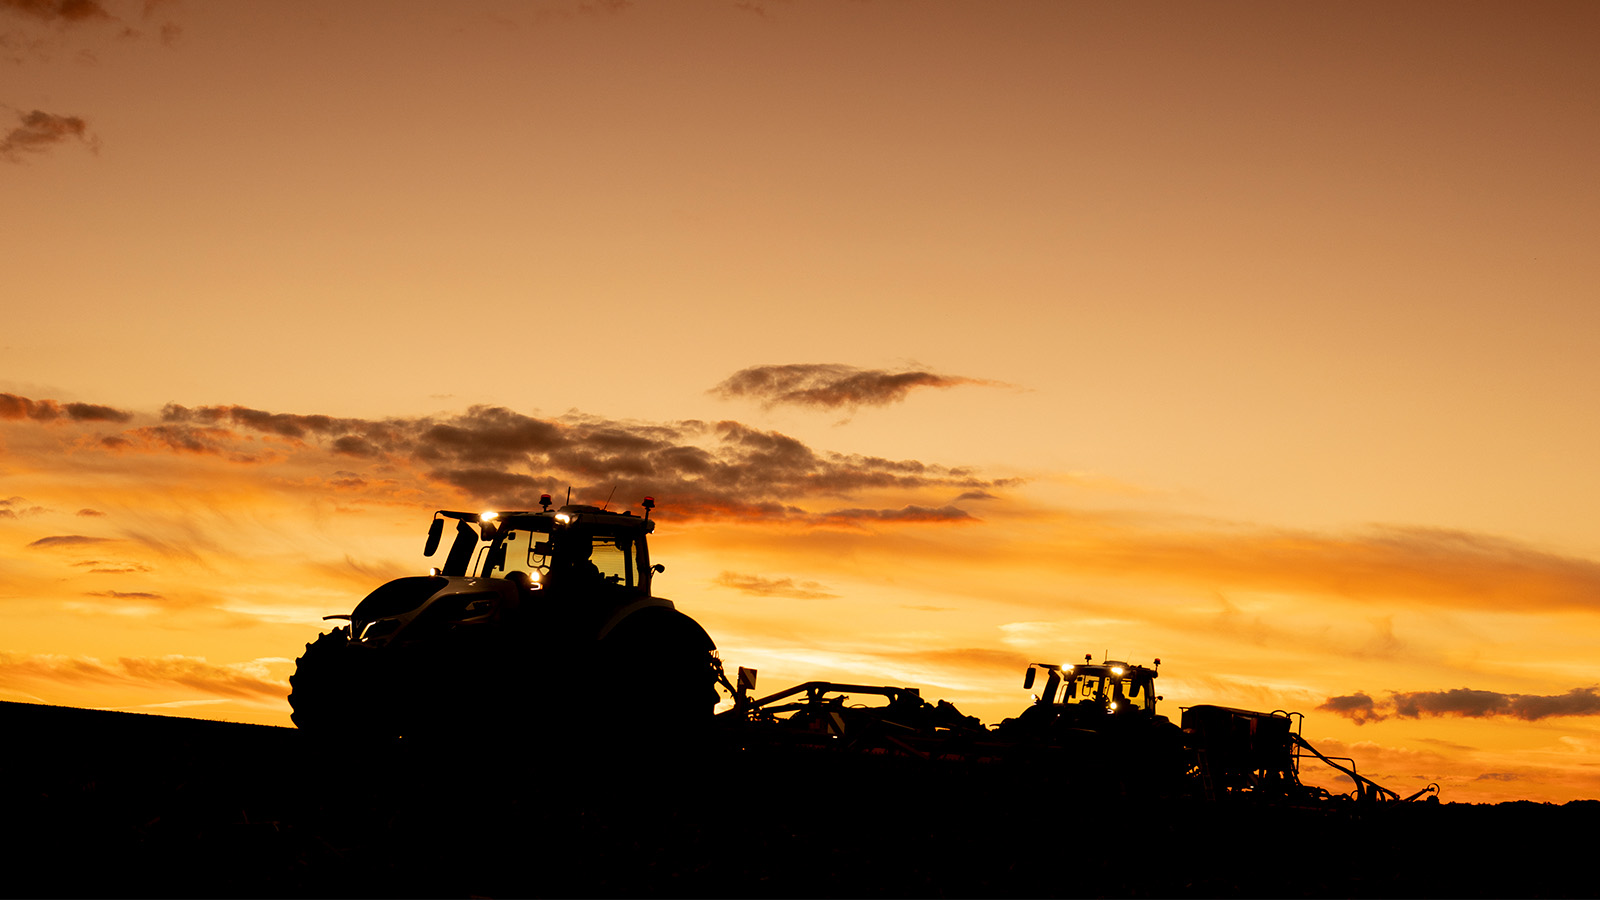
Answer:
595;596;679;642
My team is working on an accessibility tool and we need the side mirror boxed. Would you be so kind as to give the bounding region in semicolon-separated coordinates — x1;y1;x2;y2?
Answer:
652;563;665;574
424;518;444;556
1022;667;1037;690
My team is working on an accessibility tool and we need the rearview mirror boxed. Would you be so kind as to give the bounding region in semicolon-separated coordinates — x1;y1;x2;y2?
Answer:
1023;666;1037;690
424;518;444;556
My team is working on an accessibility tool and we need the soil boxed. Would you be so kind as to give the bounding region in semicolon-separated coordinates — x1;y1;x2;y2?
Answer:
3;700;1593;898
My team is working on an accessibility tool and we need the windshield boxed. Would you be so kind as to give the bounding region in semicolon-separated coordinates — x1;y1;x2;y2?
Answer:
476;520;643;589
1061;668;1155;713
479;524;552;578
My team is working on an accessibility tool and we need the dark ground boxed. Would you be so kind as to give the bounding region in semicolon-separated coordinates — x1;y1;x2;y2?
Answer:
3;700;1595;898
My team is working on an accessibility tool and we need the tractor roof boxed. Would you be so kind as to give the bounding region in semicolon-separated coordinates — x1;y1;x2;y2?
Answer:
438;505;655;534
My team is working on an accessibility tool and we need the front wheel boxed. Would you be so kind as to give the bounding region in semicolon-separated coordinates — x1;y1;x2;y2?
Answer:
288;626;396;741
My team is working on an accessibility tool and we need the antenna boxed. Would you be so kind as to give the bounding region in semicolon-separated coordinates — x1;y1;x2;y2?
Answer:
601;484;617;511
565;487;571;507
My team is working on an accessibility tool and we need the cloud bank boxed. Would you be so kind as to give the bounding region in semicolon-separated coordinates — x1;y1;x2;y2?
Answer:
4;392;1005;525
1320;687;1600;724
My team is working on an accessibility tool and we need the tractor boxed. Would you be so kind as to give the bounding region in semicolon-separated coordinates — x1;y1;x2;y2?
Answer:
288;495;720;743
992;655;1190;796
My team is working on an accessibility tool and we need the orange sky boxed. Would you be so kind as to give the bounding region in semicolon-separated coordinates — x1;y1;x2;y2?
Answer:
5;0;1600;803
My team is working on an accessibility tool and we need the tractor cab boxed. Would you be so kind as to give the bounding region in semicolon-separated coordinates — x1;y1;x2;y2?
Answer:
1021;655;1162;723
424;495;662;597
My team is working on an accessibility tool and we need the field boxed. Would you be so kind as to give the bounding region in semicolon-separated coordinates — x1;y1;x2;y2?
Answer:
4;701;1594;898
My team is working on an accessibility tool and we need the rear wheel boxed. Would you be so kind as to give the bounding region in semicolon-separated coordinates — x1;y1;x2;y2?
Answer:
596;608;718;738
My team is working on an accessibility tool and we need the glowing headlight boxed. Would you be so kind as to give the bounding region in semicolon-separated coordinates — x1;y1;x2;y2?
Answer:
1111;666;1124;676
480;511;499;522
555;512;572;524
1109;701;1118;711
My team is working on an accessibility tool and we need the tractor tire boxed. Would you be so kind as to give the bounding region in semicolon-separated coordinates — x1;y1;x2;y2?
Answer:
288;626;395;742
595;606;718;739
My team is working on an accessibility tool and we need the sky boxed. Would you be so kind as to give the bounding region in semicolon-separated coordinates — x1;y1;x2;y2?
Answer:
4;0;1600;804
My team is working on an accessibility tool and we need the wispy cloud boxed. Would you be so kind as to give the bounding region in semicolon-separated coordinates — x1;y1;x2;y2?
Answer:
1059;523;1600;614
712;571;838;600
710;363;1007;411
0;651;285;699
26;534;115;549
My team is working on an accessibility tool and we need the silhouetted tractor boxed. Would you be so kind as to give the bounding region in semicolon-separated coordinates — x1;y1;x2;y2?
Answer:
288;496;719;743
989;655;1189;796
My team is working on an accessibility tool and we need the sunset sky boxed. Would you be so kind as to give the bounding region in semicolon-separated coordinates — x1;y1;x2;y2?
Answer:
6;0;1600;803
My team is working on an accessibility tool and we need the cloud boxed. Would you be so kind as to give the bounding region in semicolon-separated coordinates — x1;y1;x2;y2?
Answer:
84;589;166;601
0;651;285;699
819;504;975;524
0;392;129;422
102;423;241;456
1320;686;1600;724
1069;523;1600;614
69;559;150;574
0;496;46;517
0;109;100;162
710;363;1005;410
712;571;838;600
144;402;1014;522
1318;691;1385;725
884;646;1033;673
0;0;113;25
26;534;114;548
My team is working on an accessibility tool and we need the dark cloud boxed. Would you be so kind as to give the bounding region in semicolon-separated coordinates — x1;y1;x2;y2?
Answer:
25;396;1018;524
26;534;113;548
954;490;998;502
75;508;105;516
710;363;1004;410
0;392;130;422
712;572;838;600
1317;692;1385;725
0;109;99;162
1321;686;1600;724
105;423;236;455
0;0;113;24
